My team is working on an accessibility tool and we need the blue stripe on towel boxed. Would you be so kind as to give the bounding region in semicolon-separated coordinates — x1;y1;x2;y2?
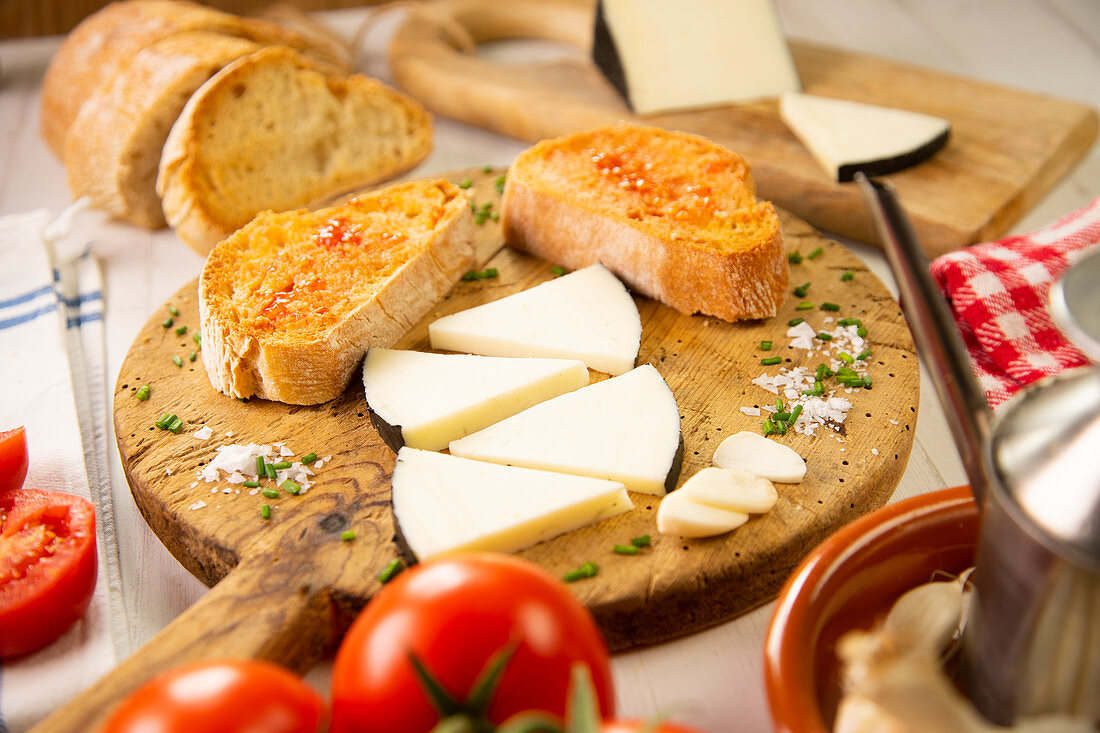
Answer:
0;284;53;310
67;311;103;329
0;303;57;331
58;290;102;309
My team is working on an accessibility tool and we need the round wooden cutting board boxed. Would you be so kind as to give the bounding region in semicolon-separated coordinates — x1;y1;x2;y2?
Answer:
39;168;918;731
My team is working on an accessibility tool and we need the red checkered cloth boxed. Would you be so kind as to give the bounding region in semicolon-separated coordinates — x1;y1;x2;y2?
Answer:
930;196;1100;409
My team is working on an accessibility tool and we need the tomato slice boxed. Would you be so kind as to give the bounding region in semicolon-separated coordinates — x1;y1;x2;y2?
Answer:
0;489;97;657
0;427;28;495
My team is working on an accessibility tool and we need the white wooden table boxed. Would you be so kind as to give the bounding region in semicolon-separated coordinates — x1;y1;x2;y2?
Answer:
0;1;1096;729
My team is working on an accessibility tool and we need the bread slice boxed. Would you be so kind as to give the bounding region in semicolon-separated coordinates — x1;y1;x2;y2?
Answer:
198;178;475;405
64;32;261;228
40;0;352;158
502;124;788;321
158;46;433;255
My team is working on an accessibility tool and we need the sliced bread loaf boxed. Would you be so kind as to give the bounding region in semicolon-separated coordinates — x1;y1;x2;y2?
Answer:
40;0;352;158
502;124;789;321
199;178;475;405
64;32;261;228
158;46;433;255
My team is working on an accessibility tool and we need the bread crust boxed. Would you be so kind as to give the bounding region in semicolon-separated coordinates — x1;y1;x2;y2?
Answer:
40;0;352;158
64;32;260;228
158;46;433;255
199;179;475;405
502;125;788;321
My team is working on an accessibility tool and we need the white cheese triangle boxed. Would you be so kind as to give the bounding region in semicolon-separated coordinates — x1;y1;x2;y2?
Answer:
779;92;950;182
363;349;589;451
657;488;749;538
391;447;633;560
428;263;641;375
448;364;682;495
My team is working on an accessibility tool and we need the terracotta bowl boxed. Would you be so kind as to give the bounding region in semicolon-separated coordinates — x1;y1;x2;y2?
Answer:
764;486;980;733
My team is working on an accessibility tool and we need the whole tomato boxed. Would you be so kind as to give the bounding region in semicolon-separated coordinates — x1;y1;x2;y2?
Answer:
0;489;97;657
330;553;615;732
102;659;325;733
0;427;28;495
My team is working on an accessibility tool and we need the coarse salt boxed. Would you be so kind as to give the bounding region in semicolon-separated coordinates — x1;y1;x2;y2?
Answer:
741;406;762;417
188;500;206;510
193;426;213;440
279;445;294;457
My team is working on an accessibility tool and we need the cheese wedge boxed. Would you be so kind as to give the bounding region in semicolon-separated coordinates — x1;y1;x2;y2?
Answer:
428;263;641;375
362;349;589;451
391;447;633;560
657;488;749;538
678;467;778;514
779;92;950;182
448;364;682;495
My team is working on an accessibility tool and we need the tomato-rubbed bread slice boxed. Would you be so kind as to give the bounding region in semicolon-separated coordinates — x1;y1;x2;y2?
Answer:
158;46;432;255
502;124;789;321
198;178;475;405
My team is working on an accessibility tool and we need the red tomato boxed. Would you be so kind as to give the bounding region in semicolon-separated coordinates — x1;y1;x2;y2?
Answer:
0;489;97;657
603;720;709;733
103;659;325;733
330;553;615;732
0;427;28;495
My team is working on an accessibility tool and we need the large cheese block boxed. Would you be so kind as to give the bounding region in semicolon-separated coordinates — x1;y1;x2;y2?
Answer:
428;263;641;375
448;364;682;495
391;447;633;560
362;348;589;451
592;0;800;114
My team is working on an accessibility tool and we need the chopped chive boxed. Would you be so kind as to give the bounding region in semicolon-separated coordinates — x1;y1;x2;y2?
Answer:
821;302;841;312
489;211;499;221
788;317;804;327
494;175;506;194
172;355;183;367
188;350;197;362
808;247;824;259
378;559;404;583
261;504;272;519
341;529;356;541
483;267;499;278
166;417;182;433
457;177;472;189
862;377;873;389
193;332;202;346
838;317;862;327
482;165;494;174
135;385;151;401
301;452;318;465
153;411;173;428
470;200;477;212
857;349;872;361
838;352;855;364
788;251;803;264
775;399;784;412
168;305;179;316
280;479;301;495
814;381;825;395
631;534;651;548
580;561;598;577
762;419;777;436
857;326;868;337
817;332;833;341
796;301;815;310
793;283;810;298
480;202;493;211
272;461;292;470
613;544;640;555
175;325;188;336
162;317;174;328
837;365;858;377
817;363;834;379
759;340;773;351
243;480;261;488
255;456;265;476
841;270;855;282
761;356;782;366
774;411;791;421
776;420;788;435
563;568;587;582
461;270;479;281
550;265;566;276
264;463;277;481
788;404;803;424
262;488;280;499
462;267;499;281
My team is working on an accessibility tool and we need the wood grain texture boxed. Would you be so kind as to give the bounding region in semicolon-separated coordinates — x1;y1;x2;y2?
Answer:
37;168;917;731
387;0;1098;257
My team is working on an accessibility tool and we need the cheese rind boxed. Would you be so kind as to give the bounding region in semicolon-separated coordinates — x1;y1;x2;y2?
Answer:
657;488;749;538
779;92;950;182
428;263;641;375
448;364;682;495
593;0;800;115
391;447;633;560
362;349;589;451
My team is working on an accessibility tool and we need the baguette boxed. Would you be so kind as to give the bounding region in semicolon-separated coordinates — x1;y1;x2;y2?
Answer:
39;0;352;158
158;46;433;255
199;178;475;405
64;32;261;228
502;124;788;321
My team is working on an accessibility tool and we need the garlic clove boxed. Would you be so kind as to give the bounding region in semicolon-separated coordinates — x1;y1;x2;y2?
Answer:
656;488;749;538
678;466;778;514
712;431;806;483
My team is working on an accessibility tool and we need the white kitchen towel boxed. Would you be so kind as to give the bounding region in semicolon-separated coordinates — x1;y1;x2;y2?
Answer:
0;203;124;732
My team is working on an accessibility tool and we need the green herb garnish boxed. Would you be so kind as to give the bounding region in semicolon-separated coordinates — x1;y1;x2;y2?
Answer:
378;559;404;584
761;356;782;366
135;385;150;401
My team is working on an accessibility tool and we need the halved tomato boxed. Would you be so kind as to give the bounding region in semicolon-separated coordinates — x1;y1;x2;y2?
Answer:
0;427;28;495
0;489;97;657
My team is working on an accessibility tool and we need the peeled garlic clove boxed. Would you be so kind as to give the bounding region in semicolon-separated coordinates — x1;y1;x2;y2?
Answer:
657;488;749;538
882;575;968;656
712;431;806;483
679;466;778;514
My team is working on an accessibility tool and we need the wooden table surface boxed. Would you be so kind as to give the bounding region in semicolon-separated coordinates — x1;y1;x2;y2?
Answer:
0;1;1096;730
